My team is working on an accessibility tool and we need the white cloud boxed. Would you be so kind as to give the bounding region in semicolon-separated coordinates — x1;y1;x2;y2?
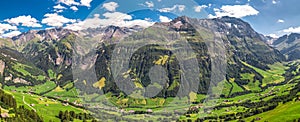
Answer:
159;6;176;12
2;31;21;38
102;2;119;12
177;5;185;12
65;21;84;31
213;4;259;18
277;19;284;23
159;16;172;22
80;0;92;7
65;12;154;31
102;12;132;20
268;34;279;38
282;27;300;33
58;0;92;7
42;13;76;27
58;0;80;6
71;6;79;11
159;5;186;12
5;15;42;27
272;0;277;4
208;14;216;18
208;4;212;8
121;19;155;28
53;4;66;9
0;23;17;34
145;1;154;8
194;5;208;12
144;18;152;21
55;9;64;13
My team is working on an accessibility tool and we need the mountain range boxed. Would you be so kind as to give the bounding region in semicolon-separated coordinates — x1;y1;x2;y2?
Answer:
1;16;300;121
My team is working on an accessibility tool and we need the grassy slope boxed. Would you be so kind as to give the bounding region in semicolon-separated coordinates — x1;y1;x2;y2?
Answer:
244;101;300;121
241;61;286;87
3;89;86;122
3;81;57;94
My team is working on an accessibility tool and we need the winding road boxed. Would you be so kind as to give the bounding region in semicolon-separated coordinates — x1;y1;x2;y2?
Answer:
23;96;36;112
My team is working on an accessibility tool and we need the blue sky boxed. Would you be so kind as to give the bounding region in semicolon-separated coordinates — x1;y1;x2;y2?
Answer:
0;0;299;38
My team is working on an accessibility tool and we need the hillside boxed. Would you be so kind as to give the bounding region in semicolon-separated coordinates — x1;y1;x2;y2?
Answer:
0;16;300;121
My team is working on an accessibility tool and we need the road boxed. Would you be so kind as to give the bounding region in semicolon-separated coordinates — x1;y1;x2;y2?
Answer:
23;96;36;112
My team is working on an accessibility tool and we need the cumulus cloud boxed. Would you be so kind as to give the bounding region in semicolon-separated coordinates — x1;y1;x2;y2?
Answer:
212;4;259;18
0;23;17;34
55;10;64;13
145;1;154;8
65;21;84;31
277;19;284;23
65;12;154;31
53;4;66;9
80;0;92;7
5;15;42;27
71;6;79;11
194;5;208;12
282;27;300;33
1;31;22;38
102;12;131;20
159;5;186;12
144;18;152;21
58;0;80;6
58;0;92;7
159;16;172;22
42;13;76;27
53;4;65;13
208;14;216;18
272;0;277;4
102;2;119;12
268;34;279;38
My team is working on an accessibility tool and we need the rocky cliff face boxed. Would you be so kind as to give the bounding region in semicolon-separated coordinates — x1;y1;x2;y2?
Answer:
12;28;76;49
272;33;300;61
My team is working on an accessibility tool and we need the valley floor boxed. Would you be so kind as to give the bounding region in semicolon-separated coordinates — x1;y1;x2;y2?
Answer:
2;61;300;121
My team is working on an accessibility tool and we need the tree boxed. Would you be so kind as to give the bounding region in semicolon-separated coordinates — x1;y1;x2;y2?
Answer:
58;111;63;119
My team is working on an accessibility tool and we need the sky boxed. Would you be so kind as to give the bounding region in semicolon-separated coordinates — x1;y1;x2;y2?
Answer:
0;0;299;38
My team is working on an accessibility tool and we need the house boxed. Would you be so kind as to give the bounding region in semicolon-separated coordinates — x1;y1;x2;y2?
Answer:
255;117;261;121
1;113;9;118
63;103;69;106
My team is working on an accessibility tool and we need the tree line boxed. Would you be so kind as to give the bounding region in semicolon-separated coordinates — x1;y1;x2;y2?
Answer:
57;110;97;122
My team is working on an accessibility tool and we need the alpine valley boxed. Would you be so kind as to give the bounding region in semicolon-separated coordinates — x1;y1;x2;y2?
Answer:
1;16;300;122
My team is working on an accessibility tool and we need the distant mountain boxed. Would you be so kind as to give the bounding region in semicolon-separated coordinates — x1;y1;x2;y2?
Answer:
13;26;139;86
272;33;300;61
0;16;286;97
260;35;277;45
